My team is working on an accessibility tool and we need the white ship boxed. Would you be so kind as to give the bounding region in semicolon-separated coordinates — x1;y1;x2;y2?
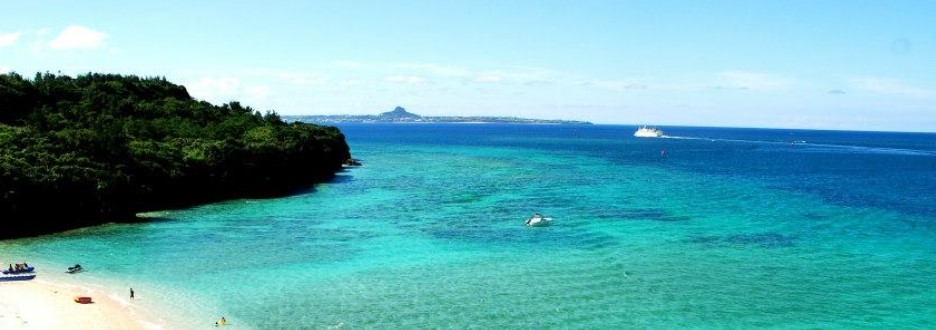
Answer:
524;213;553;227
633;126;664;138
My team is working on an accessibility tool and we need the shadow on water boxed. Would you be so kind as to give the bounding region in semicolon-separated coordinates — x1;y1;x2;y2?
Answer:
592;207;692;222
801;212;829;221
328;173;356;184
423;222;621;251
686;233;797;248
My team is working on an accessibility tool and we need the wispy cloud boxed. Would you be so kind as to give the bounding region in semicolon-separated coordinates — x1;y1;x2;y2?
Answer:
392;63;554;85
581;80;649;91
384;75;428;85
474;74;503;83
0;31;22;47
395;63;471;78
48;25;107;50
212;67;332;87
481;68;554;85
331;60;364;69
186;77;270;106
715;71;792;91
339;79;363;86
580;72;790;94
187;77;241;102
827;89;846;95
274;72;330;86
848;77;932;98
244;85;270;102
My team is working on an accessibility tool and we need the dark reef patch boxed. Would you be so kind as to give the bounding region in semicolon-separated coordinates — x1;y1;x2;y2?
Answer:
594;208;692;222
424;224;619;250
801;213;829;221
687;232;797;248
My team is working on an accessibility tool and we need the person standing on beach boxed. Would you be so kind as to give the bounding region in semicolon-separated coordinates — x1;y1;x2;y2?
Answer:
130;287;135;299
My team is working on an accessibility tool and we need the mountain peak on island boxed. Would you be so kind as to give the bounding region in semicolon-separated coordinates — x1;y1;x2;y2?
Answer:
288;106;592;125
379;106;420;119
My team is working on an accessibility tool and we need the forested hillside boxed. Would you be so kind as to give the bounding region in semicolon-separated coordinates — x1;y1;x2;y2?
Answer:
0;72;351;238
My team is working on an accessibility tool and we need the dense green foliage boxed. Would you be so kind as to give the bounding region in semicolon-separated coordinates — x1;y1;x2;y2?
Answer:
1;72;351;238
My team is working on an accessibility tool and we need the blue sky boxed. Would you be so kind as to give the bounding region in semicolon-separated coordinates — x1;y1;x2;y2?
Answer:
2;1;935;131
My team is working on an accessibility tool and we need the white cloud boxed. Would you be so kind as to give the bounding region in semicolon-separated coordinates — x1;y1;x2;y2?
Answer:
470;68;555;85
244;86;270;102
394;63;554;85
218;67;330;86
330;60;364;69
0;66;10;73
186;77;272;106
385;75;428;85
848;77;932;98
186;77;243;103
0;31;22;47
715;71;791;91
275;72;329;86
582;80;648;91
474;74;503;83
48;25;108;50
395;63;471;77
339;79;363;86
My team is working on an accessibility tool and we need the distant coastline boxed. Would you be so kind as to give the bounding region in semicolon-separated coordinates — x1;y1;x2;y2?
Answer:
286;106;592;125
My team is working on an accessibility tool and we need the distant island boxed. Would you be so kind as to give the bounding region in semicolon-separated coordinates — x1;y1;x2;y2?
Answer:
286;106;592;125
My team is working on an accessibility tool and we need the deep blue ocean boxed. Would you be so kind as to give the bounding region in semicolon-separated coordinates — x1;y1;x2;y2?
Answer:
2;124;935;329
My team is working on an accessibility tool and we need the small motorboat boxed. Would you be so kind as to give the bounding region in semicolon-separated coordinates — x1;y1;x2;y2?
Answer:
67;264;83;274
2;264;34;275
525;213;554;227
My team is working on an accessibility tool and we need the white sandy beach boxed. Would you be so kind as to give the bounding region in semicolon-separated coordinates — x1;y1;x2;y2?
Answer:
0;278;164;329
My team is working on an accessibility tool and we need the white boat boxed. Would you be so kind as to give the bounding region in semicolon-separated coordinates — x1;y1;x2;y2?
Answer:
634;126;664;138
525;213;553;227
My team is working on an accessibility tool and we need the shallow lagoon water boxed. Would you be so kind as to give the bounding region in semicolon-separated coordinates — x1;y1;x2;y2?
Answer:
3;124;935;328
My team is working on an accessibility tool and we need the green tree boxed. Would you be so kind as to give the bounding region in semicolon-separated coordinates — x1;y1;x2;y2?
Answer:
0;72;351;239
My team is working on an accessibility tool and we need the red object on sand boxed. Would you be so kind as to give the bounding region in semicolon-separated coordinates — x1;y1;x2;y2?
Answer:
74;296;93;304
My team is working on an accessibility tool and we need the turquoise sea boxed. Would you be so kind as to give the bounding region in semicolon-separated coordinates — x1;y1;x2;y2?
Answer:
2;124;936;329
